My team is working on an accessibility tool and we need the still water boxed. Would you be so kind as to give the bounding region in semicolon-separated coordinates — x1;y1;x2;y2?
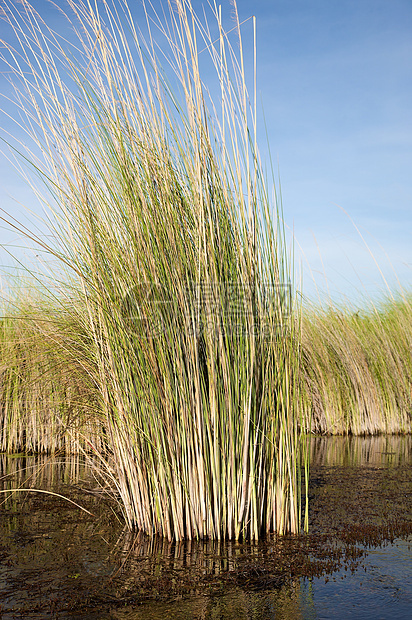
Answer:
0;435;411;619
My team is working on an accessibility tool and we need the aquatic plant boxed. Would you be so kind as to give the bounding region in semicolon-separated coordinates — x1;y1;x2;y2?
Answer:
0;0;305;539
302;294;412;435
0;298;104;454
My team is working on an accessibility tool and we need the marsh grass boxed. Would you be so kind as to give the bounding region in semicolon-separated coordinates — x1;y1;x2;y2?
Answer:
302;294;412;435
0;298;104;454
0;0;305;539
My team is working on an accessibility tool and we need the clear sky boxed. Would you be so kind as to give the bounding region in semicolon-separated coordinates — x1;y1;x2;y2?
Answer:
0;0;411;306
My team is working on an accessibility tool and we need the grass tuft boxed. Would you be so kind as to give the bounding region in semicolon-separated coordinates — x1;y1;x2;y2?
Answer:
0;0;305;540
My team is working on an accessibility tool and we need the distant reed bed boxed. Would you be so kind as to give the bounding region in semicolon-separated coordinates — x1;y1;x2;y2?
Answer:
0;0;305;540
0;300;104;454
302;294;412;435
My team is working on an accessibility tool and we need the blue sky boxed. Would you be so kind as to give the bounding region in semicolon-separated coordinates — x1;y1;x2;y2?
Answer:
0;0;411;306
247;0;412;304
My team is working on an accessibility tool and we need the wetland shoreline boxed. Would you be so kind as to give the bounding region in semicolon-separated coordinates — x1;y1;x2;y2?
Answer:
0;435;411;619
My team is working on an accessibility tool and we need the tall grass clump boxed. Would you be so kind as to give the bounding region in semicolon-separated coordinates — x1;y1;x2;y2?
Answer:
0;0;306;540
302;294;412;435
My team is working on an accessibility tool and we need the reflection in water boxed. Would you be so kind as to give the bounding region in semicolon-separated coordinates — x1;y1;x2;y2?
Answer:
0;436;411;619
299;536;412;620
108;583;308;620
0;453;89;489
111;532;286;579
310;434;412;467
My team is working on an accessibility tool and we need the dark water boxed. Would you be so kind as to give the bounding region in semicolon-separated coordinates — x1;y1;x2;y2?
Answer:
0;435;411;619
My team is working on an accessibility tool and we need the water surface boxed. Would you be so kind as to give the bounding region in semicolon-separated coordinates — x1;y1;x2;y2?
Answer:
0;435;411;619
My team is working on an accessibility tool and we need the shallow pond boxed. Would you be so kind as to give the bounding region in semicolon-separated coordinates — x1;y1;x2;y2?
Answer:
0;435;411;619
